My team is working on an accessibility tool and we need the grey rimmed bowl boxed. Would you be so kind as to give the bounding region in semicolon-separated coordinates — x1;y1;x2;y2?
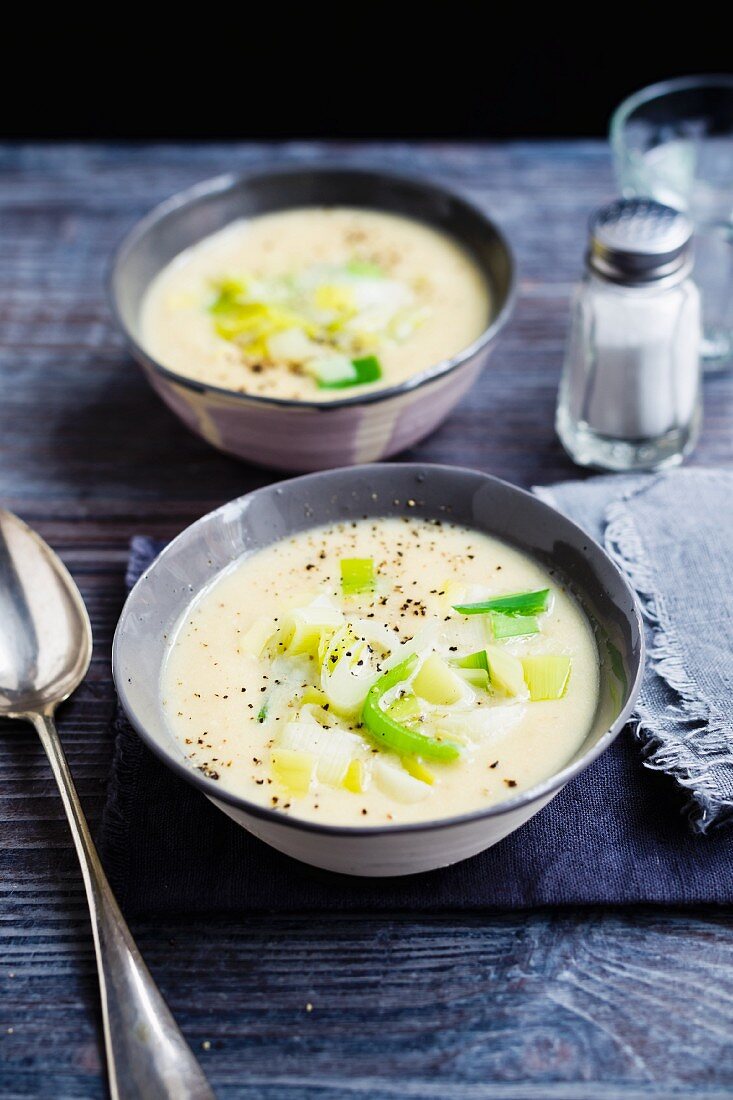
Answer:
109;166;515;472
112;464;644;877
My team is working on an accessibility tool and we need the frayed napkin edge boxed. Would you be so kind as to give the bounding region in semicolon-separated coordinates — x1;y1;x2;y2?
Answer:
604;475;733;835
536;472;733;835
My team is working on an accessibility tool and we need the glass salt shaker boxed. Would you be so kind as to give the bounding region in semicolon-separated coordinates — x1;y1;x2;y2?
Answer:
556;197;702;471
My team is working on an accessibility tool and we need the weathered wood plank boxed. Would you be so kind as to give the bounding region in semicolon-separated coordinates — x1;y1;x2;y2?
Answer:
1;142;732;1100
3;911;733;1098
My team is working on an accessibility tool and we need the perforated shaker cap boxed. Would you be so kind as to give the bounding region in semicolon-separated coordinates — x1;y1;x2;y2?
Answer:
588;198;694;285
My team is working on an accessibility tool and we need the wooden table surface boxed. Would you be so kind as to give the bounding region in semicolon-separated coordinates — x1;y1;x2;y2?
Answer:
1;142;732;1100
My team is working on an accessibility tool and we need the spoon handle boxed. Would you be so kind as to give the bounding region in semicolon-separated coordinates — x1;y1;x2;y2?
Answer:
32;713;215;1100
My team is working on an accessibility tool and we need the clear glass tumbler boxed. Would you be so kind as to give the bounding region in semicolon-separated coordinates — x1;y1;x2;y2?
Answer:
611;75;733;371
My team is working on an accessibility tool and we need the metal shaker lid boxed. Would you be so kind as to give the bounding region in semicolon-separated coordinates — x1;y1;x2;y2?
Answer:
588;197;694;285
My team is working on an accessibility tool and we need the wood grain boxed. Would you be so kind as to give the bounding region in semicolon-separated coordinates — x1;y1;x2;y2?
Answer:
1;142;732;1100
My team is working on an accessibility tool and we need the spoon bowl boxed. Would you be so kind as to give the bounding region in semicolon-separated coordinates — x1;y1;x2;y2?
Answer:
0;510;92;717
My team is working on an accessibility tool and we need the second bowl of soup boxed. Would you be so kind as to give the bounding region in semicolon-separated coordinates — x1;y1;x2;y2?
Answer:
110;167;515;470
113;464;644;876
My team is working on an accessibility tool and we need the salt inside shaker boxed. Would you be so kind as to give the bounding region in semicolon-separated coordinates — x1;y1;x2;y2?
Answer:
556;198;701;471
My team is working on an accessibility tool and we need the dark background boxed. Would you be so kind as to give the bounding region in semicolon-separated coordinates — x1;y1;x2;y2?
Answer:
3;20;730;141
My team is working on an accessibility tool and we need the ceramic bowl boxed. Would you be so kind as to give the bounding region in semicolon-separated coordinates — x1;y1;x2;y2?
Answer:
109;166;515;471
113;464;644;877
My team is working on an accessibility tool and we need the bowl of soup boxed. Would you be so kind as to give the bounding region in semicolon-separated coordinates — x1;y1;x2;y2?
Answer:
113;464;644;877
109;167;515;471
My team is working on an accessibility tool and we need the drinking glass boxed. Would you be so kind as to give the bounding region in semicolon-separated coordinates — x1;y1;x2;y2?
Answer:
611;75;733;371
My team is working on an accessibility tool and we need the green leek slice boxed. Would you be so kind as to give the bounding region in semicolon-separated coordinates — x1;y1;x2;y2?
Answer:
346;259;384;278
490;612;540;640
340;557;376;595
320;620;394;714
271;749;314;795
456;668;489;690
386;693;421;723
402;756;435;785
283;596;343;657
485;645;526;697
361;656;462;762
314;354;382;390
207;262;413;367
351;356;382;383
453;589;551;617
342;759;367;793
451;649;489;672
301;702;334;728
209;277;247;314
214;301;308;344
320;626;377;714
522;655;572;701
412;653;464;706
314;283;356;313
301;686;330;708
307;355;358;387
278;720;362;786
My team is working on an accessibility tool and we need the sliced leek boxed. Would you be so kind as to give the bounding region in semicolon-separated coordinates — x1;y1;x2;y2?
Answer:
456;668;489;690
301;686;330;708
282;595;343;657
207;260;416;373
313;354;382;389
451;649;489;672
340;557;376;595
485;645;526;697
271;749;315;795
522;655;572;701
300;702;335;728
453;589;551;617
278;720;364;787
314;283;356;313
351;356;382;383
490;612;540;640
209;277;247;313
306;355;358;388
213;300;308;344
402;756;435;785
320;626;381;715
361;655;462;762
386;693;421;723
346;259;384;278
412;653;465;706
342;759;367;793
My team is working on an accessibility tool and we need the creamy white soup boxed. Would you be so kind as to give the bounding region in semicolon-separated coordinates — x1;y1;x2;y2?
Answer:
162;517;599;827
141;208;490;401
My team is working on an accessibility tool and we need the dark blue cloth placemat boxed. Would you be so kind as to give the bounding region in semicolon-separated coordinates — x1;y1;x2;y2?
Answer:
99;537;733;913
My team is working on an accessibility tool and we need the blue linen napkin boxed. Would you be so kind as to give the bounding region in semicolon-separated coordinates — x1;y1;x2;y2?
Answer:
536;468;733;834
99;469;733;912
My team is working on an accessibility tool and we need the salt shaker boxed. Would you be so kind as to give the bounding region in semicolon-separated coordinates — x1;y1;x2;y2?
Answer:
556;197;701;471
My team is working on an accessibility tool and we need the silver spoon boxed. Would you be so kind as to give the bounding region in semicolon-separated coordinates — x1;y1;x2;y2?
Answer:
0;509;215;1100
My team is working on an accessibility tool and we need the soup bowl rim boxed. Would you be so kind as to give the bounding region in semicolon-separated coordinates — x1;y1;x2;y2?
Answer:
108;163;517;412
